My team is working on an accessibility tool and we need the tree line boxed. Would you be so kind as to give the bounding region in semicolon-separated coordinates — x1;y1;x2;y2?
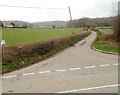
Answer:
67;17;113;28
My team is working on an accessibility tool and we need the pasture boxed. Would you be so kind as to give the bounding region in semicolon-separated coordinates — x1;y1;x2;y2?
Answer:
2;28;83;45
97;27;111;29
102;29;114;34
97;27;114;34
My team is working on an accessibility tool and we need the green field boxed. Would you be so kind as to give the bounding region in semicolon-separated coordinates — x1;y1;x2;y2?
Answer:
2;28;83;45
97;27;114;34
102;29;114;34
97;27;111;29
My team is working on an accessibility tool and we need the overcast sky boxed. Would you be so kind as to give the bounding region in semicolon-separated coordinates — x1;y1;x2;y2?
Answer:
0;0;117;22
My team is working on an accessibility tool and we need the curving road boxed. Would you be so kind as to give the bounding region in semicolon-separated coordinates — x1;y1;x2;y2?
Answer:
2;31;119;93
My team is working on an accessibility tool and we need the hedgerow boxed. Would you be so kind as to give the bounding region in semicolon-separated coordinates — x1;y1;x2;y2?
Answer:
2;31;91;73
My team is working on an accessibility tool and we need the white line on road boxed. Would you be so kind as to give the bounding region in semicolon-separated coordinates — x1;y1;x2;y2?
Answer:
3;75;17;79
56;69;66;72
113;64;119;66
39;71;51;74
100;64;110;67
85;66;95;69
23;73;35;76
3;63;116;79
69;68;80;71
57;84;119;93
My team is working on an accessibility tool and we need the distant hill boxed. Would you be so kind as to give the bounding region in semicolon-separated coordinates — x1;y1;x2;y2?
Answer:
67;17;113;28
33;21;67;28
2;16;112;29
2;20;67;28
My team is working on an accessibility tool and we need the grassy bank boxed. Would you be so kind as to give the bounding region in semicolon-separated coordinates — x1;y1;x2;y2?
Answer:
2;31;91;74
93;32;120;53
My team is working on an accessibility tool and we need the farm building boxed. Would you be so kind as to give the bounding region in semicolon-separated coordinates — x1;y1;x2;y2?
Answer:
0;21;4;28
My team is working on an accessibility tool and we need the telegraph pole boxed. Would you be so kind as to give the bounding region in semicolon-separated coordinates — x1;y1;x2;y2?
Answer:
118;1;120;26
118;1;120;41
68;6;74;34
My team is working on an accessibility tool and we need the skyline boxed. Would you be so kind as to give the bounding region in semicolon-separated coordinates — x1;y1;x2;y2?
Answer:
0;0;117;22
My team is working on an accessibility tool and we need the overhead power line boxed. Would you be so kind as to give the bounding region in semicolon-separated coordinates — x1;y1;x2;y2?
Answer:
0;4;67;9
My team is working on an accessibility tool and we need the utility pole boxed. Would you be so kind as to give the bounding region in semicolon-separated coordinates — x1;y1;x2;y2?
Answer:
118;1;120;25
118;1;120;41
68;6;74;34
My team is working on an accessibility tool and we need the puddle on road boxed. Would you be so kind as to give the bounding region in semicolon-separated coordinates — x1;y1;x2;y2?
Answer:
8;90;13;92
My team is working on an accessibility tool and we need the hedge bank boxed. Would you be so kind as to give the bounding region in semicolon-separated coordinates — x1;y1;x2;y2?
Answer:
2;31;91;73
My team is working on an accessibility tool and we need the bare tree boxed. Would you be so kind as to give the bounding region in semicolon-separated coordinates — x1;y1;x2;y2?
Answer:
112;1;120;41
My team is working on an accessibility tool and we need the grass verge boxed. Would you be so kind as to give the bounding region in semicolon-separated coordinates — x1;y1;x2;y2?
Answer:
93;32;120;54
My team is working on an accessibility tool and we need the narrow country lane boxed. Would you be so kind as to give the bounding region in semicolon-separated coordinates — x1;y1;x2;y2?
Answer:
2;31;118;93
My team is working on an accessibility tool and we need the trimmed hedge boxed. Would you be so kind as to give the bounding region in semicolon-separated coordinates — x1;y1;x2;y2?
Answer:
2;31;91;65
97;29;115;41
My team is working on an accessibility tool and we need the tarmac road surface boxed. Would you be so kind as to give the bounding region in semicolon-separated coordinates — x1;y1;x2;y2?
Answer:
2;31;119;93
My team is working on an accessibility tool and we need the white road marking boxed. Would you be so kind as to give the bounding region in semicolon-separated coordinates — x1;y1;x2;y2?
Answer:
85;66;95;69
69;68;80;71
39;71;51;74
56;69;66;72
3;75;17;79
3;63;116;79
23;73;35;76
113;64;119;66
57;84;119;93
100;64;110;67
